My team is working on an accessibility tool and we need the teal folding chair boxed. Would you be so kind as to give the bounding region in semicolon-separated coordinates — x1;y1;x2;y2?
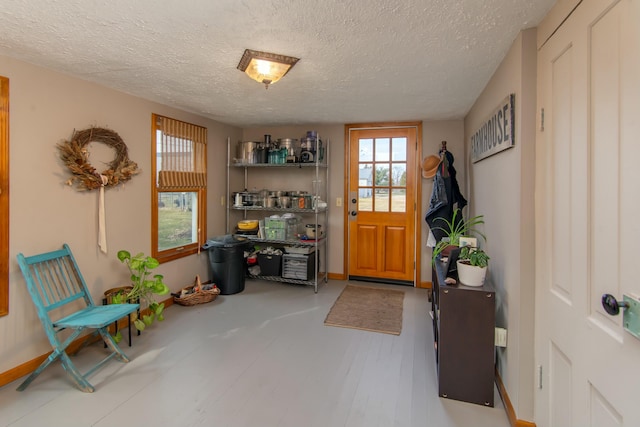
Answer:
16;244;140;392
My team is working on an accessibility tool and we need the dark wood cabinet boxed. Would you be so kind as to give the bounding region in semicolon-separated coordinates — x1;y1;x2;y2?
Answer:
431;259;495;406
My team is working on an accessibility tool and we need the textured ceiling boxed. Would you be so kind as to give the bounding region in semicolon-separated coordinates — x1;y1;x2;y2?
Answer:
0;0;555;127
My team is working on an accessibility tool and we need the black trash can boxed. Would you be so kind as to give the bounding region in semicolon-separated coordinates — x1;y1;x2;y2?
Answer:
202;235;250;295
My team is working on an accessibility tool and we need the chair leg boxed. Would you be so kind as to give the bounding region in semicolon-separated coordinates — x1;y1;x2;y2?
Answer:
16;351;61;391
128;312;132;347
59;352;95;393
99;328;131;363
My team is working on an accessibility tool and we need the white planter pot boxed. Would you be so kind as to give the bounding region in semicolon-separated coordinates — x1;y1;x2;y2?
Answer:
456;260;487;287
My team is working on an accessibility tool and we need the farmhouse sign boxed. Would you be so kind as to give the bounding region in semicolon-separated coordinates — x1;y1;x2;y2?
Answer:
470;94;515;163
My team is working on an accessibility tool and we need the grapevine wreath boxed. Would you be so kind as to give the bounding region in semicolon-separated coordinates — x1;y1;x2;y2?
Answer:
57;127;140;191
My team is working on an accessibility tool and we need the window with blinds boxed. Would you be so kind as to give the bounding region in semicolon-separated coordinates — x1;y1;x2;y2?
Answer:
152;114;207;263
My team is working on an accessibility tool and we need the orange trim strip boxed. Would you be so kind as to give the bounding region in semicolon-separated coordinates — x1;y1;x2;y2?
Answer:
496;368;536;427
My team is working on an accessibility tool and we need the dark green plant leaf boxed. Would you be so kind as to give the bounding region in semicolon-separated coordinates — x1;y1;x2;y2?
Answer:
459;246;490;267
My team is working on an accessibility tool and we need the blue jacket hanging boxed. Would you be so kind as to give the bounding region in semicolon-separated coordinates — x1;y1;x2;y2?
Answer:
425;149;467;243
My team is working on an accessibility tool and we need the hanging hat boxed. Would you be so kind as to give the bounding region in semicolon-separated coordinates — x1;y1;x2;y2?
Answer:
421;155;441;179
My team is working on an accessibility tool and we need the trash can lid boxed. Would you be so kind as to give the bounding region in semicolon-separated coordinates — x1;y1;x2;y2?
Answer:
202;234;249;249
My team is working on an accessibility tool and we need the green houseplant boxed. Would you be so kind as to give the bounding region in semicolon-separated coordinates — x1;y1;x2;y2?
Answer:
456;245;490;287
115;250;170;332
431;211;486;265
458;245;490;268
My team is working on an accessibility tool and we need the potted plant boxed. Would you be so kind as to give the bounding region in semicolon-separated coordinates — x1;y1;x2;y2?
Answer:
456;245;490;287
431;211;486;265
115;250;170;332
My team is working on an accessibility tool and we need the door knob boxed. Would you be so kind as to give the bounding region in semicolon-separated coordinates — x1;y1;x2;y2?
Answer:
602;293;630;316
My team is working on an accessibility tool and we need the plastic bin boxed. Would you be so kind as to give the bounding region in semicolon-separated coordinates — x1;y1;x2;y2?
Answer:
257;253;282;276
202;235;250;295
282;252;316;280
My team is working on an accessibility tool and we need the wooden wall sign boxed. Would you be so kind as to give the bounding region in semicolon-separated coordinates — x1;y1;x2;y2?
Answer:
470;94;515;163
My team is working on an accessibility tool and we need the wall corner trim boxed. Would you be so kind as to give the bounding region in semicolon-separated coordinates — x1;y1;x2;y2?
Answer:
496;368;537;427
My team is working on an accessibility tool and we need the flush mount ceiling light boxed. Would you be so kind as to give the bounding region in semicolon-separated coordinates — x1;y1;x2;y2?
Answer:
237;49;300;89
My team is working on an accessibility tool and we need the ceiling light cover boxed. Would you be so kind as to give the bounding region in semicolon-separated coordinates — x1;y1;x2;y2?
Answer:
237;49;300;89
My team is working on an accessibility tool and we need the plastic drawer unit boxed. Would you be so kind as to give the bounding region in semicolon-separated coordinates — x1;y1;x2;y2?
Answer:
282;252;316;281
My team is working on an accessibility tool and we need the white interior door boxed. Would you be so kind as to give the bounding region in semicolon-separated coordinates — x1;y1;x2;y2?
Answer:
535;0;640;425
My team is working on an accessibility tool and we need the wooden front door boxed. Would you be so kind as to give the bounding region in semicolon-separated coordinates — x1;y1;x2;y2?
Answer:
347;125;418;284
535;0;640;425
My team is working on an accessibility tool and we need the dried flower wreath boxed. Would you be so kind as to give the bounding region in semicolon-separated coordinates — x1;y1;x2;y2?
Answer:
57;127;140;191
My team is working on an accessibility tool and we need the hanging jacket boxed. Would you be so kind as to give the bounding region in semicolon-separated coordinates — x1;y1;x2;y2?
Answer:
425;150;467;243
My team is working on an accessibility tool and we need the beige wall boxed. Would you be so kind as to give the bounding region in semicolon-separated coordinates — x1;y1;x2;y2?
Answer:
463;29;537;420
1;55;241;373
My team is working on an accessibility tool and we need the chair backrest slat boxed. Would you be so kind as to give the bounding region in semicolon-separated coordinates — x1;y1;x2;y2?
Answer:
19;244;91;314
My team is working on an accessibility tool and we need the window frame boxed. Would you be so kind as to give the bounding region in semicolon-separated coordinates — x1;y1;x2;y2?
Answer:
151;114;206;264
0;77;8;316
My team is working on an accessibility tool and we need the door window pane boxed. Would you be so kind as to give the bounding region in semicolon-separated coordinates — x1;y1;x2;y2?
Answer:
392;137;407;161
391;189;406;212
359;163;373;186
391;164;407;186
375;138;390;161
358;189;373;211
374;188;390;212
375;164;390;186
359;138;373;161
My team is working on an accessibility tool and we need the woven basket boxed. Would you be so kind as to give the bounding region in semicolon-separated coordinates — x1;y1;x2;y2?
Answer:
173;276;220;306
174;286;220;306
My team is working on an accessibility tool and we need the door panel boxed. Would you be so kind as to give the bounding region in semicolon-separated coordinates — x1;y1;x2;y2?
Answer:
383;226;406;273
536;0;640;425
549;343;572;427
348;126;417;283
354;224;377;271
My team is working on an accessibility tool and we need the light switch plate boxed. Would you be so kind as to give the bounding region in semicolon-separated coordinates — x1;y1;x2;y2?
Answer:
623;294;640;340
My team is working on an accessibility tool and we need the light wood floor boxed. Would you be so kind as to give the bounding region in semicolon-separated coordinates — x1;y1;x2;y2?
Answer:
0;279;510;427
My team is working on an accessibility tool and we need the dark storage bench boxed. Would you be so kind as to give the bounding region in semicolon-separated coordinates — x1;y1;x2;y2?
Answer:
431;257;496;407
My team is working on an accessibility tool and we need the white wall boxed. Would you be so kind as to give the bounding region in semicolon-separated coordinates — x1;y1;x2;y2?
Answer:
1;55;241;373
463;29;537;421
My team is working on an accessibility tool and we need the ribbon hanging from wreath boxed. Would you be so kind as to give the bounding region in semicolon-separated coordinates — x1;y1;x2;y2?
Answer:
57;127;141;253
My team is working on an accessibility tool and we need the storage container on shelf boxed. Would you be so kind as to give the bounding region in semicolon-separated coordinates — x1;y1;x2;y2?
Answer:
264;214;301;240
282;252;317;280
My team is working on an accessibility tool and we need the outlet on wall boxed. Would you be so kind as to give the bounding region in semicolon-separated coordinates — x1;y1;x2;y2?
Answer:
495;327;507;347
